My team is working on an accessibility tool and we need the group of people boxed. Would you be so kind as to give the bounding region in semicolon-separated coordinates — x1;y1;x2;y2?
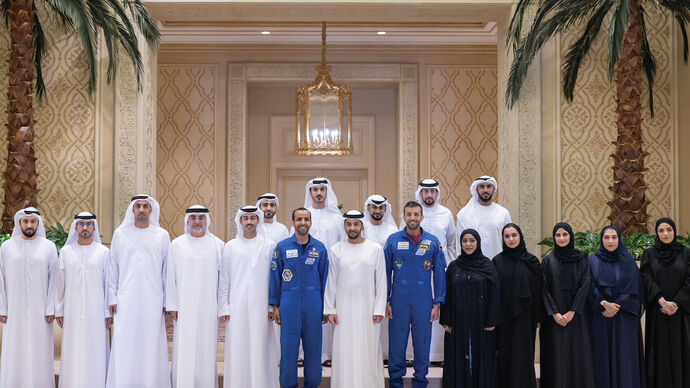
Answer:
0;175;687;388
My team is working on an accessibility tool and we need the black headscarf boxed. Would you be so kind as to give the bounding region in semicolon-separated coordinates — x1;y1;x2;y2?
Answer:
552;222;585;291
498;223;541;317
457;229;499;286
653;217;683;266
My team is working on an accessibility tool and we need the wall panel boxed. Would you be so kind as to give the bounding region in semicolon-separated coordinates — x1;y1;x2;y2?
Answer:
156;65;224;238
428;65;498;215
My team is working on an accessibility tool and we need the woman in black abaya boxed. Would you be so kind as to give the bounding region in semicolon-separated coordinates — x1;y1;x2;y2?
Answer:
440;229;501;388
539;222;594;388
640;217;690;388
493;223;543;388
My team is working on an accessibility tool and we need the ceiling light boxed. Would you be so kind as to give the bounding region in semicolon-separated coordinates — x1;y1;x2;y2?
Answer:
261;31;271;35
377;31;387;35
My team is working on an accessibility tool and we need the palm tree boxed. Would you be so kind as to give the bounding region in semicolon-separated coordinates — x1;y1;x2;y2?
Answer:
506;0;689;235
0;0;160;232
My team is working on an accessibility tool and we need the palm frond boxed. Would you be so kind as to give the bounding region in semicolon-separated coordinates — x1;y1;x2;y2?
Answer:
0;0;9;27
659;0;690;62
606;0;629;81
640;6;658;117
123;0;160;50
38;0;160;96
677;16;689;62
33;2;48;100
506;0;604;107
44;0;98;93
562;1;612;101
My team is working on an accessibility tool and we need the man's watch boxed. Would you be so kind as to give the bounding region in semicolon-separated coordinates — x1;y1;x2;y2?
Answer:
600;300;606;306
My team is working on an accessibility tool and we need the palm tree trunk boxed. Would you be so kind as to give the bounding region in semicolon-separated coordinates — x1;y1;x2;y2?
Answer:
608;0;649;235
2;0;38;233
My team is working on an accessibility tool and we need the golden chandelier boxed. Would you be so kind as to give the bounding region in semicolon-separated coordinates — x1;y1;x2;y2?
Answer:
295;22;353;155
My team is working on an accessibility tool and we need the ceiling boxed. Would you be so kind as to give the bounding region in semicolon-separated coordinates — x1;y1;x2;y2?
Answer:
147;1;511;45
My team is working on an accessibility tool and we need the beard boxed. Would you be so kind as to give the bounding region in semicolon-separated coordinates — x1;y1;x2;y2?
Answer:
22;228;36;238
423;197;435;206
405;220;420;230
347;230;361;240
263;211;275;219
479;192;494;203
370;212;383;221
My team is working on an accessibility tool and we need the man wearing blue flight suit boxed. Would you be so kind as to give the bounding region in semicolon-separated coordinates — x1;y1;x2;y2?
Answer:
269;207;329;388
385;200;447;388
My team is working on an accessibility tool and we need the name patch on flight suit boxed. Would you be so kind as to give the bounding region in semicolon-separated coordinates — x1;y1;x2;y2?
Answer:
395;258;403;269
286;249;298;258
423;260;431;271
282;269;293;282
397;241;409;250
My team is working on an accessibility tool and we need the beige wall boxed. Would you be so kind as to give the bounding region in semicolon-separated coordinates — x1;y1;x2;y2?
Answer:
428;66;498;214
157;65;226;238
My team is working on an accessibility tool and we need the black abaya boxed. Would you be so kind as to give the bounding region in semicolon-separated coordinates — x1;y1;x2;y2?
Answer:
493;252;543;388
440;260;501;388
640;245;690;388
540;253;595;388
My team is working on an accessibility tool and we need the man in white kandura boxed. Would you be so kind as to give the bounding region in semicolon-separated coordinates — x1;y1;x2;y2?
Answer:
0;207;58;388
401;179;455;365
166;205;224;388
325;210;387;388
219;206;279;388
303;177;342;364
456;175;511;260
257;193;290;243
55;212;110;388
107;195;171;388
363;194;398;362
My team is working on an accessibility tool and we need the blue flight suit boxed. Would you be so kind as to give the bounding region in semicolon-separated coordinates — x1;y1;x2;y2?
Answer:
385;227;446;388
269;234;329;388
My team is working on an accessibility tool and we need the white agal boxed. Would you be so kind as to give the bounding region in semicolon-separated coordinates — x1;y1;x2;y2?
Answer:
324;239;387;388
0;238;58;388
106;225;171;388
56;242;110;388
219;234;279;388
166;233;224;388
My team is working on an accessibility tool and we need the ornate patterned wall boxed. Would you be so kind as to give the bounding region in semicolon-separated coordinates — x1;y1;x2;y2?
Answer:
0;6;95;228
560;7;674;232
157;65;219;238
428;66;498;214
